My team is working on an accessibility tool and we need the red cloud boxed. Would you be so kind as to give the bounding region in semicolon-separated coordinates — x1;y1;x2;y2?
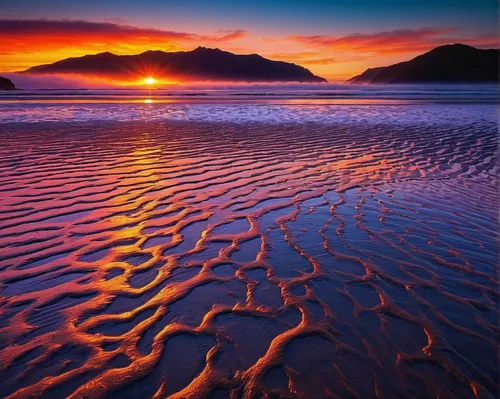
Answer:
0;19;247;53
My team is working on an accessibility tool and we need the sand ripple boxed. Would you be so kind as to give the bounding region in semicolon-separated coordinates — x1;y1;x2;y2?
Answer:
0;116;498;399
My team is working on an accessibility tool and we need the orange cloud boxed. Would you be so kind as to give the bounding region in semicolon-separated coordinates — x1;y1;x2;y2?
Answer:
268;52;336;65
0;19;247;71
287;28;498;55
263;51;376;81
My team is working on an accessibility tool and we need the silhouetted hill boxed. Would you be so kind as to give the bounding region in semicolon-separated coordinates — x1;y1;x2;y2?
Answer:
23;47;327;83
345;67;385;84
346;44;499;84
0;76;15;90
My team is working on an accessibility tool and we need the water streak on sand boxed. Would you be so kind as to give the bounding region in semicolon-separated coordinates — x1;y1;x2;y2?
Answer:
0;112;498;398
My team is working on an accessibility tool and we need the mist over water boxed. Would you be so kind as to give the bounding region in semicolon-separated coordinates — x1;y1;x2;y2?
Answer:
0;89;498;398
1;82;498;100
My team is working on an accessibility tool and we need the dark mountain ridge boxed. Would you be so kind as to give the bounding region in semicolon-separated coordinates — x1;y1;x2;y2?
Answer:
346;44;499;84
23;46;327;83
0;76;15;90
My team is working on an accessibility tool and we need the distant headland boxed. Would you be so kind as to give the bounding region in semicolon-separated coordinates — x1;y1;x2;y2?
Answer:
346;44;499;84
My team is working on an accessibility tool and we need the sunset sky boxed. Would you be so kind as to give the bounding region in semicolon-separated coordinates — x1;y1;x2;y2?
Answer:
1;0;498;82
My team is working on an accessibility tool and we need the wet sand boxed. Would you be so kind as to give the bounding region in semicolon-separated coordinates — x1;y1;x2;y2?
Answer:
0;117;498;399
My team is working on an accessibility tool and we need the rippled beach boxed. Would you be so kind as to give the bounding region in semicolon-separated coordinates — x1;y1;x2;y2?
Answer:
0;90;498;399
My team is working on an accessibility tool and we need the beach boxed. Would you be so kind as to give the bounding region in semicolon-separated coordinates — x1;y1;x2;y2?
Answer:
0;99;498;398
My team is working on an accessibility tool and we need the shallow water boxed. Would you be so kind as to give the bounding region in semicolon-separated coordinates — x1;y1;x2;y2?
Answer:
0;101;498;398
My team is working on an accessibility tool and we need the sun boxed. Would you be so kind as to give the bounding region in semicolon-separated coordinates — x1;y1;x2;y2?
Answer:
144;77;156;85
